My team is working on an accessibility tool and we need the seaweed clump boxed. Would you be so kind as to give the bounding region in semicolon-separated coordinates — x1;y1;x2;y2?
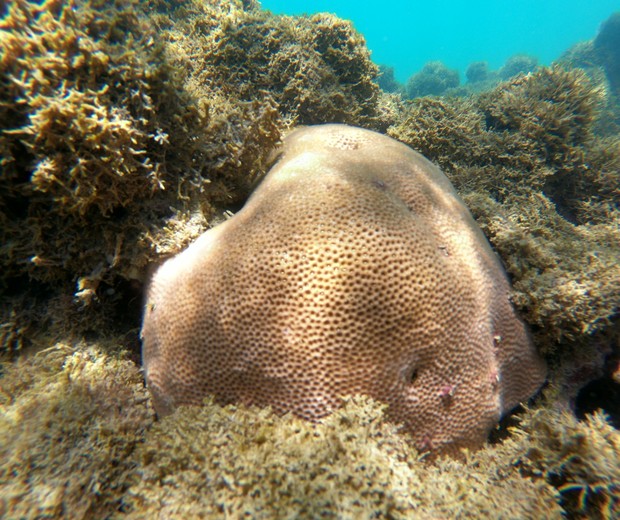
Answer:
390;66;620;351
0;0;385;353
405;60;460;98
147;0;383;128
3;347;618;519
406;54;539;99
0;0;215;279
510;406;620;519
559;12;620;136
0;343;153;518
125;396;561;518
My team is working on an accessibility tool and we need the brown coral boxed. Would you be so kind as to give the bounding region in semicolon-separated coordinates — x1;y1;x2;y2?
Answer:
141;124;546;454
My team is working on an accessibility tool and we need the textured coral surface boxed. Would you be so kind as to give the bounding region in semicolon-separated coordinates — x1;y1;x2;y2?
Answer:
142;124;546;454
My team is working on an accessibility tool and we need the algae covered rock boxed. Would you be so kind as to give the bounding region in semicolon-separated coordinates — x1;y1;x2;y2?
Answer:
0;0;384;352
558;12;620;136
594;11;620;93
466;61;491;84
390;66;620;350
0;343;153;518
498;53;538;80
148;0;384;128
509;405;620;518
125;395;562;519
405;60;460;98
377;63;405;94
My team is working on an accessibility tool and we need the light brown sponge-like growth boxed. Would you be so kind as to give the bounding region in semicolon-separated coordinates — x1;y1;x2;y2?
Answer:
141;124;546;453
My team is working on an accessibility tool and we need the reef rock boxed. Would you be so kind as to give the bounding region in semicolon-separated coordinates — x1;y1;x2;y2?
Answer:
141;124;546;453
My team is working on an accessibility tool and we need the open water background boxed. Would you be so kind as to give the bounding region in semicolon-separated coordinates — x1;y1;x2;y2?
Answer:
260;0;619;82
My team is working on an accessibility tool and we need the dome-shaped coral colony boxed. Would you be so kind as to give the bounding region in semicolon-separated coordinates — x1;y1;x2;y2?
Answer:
141;124;547;454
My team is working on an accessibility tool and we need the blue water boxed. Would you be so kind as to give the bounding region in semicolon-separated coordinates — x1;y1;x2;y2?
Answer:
260;0;619;83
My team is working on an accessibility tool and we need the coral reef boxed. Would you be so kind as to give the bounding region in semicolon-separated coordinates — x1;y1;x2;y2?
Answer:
0;0;619;517
405;60;460;99
404;54;538;100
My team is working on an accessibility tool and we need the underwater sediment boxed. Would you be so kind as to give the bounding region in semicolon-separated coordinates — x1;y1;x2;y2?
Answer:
0;0;618;518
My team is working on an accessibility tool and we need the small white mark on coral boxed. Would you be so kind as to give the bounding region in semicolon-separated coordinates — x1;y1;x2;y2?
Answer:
438;245;449;256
